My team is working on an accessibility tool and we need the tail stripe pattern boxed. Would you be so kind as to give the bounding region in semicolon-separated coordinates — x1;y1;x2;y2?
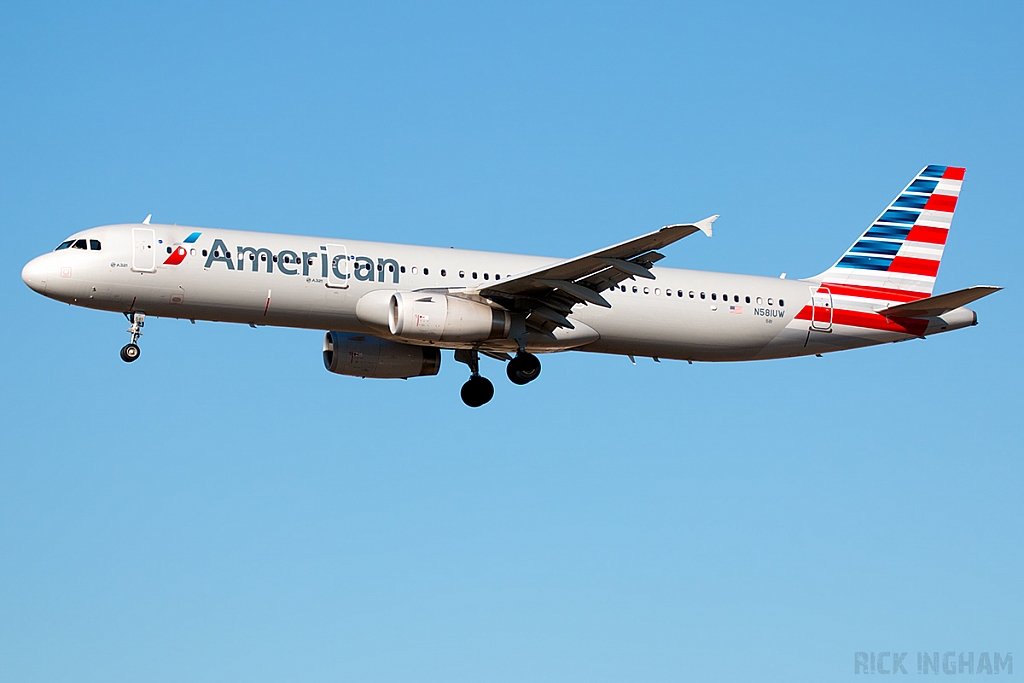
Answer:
815;165;964;301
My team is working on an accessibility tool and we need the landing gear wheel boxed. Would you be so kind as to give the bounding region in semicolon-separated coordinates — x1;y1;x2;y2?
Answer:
461;376;494;407
121;311;145;363
120;343;141;363
506;352;541;385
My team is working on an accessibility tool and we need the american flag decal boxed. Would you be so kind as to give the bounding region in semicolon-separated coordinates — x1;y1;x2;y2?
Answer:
729;305;743;314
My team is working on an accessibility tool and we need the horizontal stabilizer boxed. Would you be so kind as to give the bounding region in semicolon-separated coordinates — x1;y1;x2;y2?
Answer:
877;285;1001;318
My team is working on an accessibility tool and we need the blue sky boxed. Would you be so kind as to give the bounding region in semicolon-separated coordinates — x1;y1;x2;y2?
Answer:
1;2;1021;681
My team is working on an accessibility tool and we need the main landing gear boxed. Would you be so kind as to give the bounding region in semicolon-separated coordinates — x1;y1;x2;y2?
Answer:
506;351;541;385
455;349;542;407
455;349;493;407
120;311;145;363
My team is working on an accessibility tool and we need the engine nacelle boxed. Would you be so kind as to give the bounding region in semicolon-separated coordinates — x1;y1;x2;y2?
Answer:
323;331;441;379
388;292;511;342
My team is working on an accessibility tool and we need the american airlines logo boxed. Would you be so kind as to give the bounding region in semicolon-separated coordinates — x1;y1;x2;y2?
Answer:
163;231;202;265
201;238;401;284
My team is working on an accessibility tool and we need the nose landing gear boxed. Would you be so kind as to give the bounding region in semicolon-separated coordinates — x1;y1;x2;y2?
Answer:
121;311;145;363
506;351;541;385
454;349;494;407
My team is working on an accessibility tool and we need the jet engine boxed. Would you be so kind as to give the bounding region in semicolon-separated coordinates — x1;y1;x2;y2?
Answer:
388;292;511;342
323;331;441;379
355;290;512;343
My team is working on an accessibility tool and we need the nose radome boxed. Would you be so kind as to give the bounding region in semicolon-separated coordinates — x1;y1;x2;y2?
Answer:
21;256;48;294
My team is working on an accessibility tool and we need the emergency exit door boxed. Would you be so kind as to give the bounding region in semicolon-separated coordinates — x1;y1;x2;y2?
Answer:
326;243;349;288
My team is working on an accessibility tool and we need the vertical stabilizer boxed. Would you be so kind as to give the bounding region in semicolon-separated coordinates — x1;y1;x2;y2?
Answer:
812;165;964;300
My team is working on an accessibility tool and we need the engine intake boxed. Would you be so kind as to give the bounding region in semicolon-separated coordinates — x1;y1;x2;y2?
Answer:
323;331;440;379
388;292;511;342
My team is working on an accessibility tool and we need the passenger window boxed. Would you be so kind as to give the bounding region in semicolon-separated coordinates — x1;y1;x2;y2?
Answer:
700;292;705;299
203;249;208;256
768;298;774;305
643;287;650;294
423;268;430;275
166;246;173;254
272;255;278;262
90;240;101;250
632;286;638;293
459;271;465;278
388;264;394;272
779;299;784;306
666;289;672;296
472;272;477;279
495;274;500;280
711;293;717;300
483;273;489;280
261;253;267;261
73;239;87;250
745;296;750;304
654;288;660;295
400;266;406;273
621;286;627;292
689;291;694;298
439;269;444;276
756;297;762;304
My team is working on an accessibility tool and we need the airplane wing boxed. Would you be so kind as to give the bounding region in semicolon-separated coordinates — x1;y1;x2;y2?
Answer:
473;215;717;331
877;285;1002;318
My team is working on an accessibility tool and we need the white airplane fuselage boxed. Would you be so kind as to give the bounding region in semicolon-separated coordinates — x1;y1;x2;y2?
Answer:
21;222;977;364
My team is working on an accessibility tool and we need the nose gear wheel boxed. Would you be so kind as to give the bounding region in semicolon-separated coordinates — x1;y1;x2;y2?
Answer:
121;311;145;363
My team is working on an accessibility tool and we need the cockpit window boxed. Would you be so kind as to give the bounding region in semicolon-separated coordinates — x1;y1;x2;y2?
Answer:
89;239;101;250
72;239;87;250
55;240;73;250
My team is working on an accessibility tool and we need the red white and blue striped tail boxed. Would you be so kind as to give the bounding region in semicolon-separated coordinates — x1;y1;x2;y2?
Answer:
812;165;964;302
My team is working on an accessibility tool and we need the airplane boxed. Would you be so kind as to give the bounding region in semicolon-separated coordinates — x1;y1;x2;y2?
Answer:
21;165;999;407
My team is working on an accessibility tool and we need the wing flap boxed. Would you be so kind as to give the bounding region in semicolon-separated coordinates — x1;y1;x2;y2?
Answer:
474;216;717;331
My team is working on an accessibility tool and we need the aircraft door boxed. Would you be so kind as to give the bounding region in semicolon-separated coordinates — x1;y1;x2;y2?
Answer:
810;286;833;331
326;243;349;288
132;228;157;272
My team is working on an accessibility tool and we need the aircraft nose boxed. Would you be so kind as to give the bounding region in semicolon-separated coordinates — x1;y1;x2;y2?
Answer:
21;256;49;294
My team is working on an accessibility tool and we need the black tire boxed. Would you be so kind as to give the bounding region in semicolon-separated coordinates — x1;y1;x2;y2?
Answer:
120;343;140;363
460;376;494;407
506;352;541;385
